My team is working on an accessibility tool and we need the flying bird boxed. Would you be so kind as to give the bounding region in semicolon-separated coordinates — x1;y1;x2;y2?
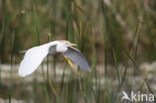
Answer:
18;40;90;77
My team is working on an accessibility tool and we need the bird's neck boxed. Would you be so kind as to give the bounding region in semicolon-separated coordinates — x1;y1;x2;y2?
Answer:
56;44;68;52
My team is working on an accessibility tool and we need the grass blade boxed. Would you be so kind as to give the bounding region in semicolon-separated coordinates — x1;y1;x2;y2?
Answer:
122;47;140;72
133;17;143;60
9;31;15;103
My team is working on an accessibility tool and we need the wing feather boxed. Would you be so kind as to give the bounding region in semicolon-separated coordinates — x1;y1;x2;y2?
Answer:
18;43;57;77
62;46;90;71
49;45;57;54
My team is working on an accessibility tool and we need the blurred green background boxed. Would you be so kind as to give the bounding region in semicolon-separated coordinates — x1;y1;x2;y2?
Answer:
0;0;156;103
1;0;156;64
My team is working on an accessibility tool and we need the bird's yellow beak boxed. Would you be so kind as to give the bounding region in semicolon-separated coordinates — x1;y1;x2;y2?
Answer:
70;43;76;47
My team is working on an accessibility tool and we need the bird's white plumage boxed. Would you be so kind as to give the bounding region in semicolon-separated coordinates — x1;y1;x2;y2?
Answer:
56;43;68;52
18;41;59;77
18;40;90;77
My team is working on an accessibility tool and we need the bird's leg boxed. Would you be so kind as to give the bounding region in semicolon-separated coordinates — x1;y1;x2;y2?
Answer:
64;56;78;74
64;56;82;90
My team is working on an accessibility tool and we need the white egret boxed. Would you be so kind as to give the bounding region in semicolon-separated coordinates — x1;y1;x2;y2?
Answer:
18;40;90;77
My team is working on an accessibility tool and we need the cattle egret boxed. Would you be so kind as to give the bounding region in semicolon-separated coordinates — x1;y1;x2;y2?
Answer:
18;40;90;77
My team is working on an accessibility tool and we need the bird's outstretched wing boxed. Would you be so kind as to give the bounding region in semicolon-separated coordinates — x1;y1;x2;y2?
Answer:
18;45;50;77
62;46;90;71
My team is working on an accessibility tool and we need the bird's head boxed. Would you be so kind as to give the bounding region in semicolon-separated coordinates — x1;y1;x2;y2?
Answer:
56;40;76;52
60;40;76;47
